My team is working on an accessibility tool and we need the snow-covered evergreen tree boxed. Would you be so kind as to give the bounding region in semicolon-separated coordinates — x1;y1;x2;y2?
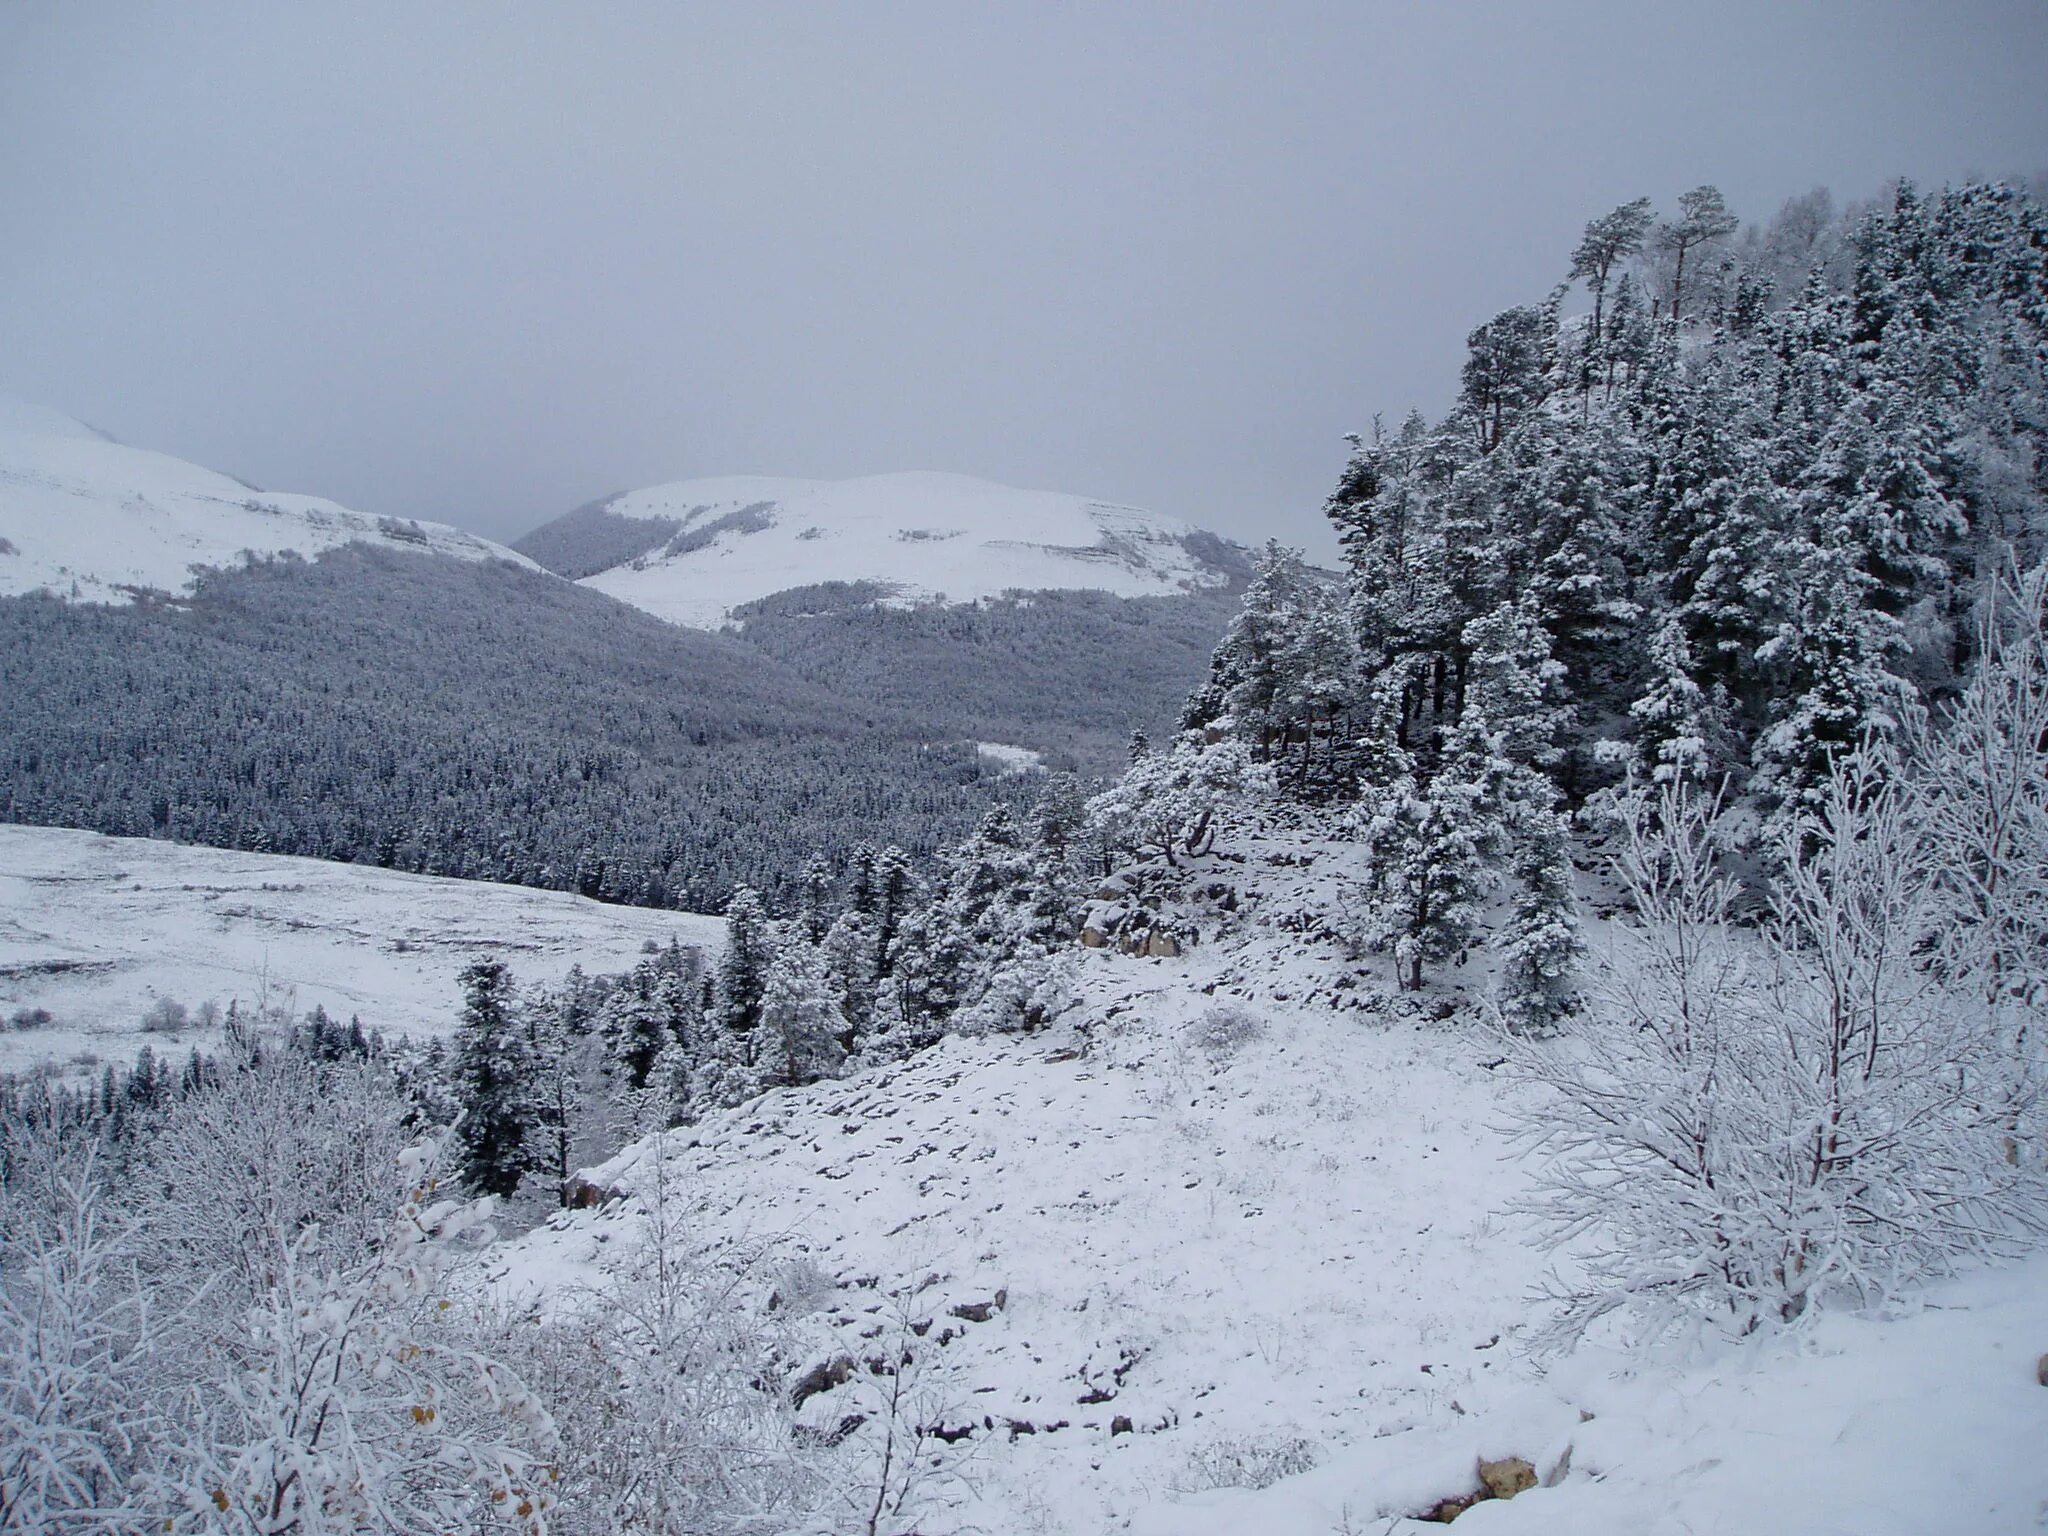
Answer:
448;960;539;1200
1492;801;1585;1035
757;933;849;1090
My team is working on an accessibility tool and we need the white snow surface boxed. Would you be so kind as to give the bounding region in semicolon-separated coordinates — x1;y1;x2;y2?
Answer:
577;471;1234;627
0;395;537;603
974;741;1046;775
487;816;2048;1534
0;825;722;1075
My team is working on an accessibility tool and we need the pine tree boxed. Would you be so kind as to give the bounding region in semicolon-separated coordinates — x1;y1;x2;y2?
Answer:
528;982;590;1201
757;934;849;1090
1493;801;1585;1034
1655;185;1740;322
1570;196;1656;388
597;966;668;1093
821;908;879;1050
448;959;539;1199
1624;615;1732;785
843;841;880;918
1210;541;1314;755
798;854;837;943
1752;535;1919;825
1461;594;1571;772
713;886;775;1036
1358;722;1509;992
639;1020;696;1131
870;846;917;979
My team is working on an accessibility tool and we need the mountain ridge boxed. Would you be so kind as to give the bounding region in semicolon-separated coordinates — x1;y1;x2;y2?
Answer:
0;395;535;604
514;469;1249;628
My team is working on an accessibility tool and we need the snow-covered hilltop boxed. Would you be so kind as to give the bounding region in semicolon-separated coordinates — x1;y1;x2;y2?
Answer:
0;395;535;604
515;470;1244;628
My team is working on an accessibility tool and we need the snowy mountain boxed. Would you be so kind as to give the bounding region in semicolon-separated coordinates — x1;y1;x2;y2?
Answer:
515;470;1246;628
0;395;534;604
0;824;722;1075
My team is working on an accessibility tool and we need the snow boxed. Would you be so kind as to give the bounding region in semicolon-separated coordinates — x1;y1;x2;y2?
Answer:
974;741;1046;775
1130;1253;2048;1534
488;821;1559;1532
577;470;1236;627
0;395;539;604
0;825;722;1075
485;814;2048;1534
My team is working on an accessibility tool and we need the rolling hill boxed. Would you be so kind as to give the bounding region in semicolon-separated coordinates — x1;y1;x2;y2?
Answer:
513;470;1247;628
0;394;531;603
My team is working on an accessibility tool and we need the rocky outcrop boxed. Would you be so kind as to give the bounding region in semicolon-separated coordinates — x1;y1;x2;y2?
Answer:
1080;870;1193;959
1416;1455;1540;1523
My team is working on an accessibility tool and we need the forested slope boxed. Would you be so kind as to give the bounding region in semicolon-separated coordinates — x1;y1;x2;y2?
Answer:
0;548;1021;909
0;544;1234;910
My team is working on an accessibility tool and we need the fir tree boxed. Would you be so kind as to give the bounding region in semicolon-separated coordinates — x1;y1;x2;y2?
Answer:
448;959;539;1199
757;934;849;1090
1493;801;1585;1034
713;886;775;1036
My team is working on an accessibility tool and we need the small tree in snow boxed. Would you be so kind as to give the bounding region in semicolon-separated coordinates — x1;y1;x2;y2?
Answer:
449;961;540;1200
1356;721;1511;991
756;934;848;1091
1087;734;1273;868
177;1134;558;1534
0;1144;163;1533
1513;759;2048;1342
1491;800;1585;1034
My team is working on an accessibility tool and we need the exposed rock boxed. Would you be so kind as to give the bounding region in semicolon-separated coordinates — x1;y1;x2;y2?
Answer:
793;1412;867;1449
2038;1352;2048;1387
1110;1414;1134;1436
1417;1491;1484;1524
1415;1455;1539;1523
952;1300;997;1323
1143;929;1181;958
560;1174;621;1209
1479;1456;1537;1500
1079;926;1108;949
790;1353;855;1409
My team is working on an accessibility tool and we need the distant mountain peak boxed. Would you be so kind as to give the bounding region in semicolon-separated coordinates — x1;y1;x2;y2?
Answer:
0;398;535;604
514;470;1247;627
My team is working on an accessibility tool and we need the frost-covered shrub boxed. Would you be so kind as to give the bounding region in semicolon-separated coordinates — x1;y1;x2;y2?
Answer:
953;953;1079;1036
1191;1003;1265;1062
1170;1431;1321;1494
1514;743;2048;1342
1088;733;1275;867
139;996;189;1034
770;1254;839;1318
6;1006;53;1031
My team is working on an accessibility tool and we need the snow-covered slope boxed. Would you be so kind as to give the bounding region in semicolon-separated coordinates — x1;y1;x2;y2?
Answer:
520;471;1242;628
0;825;721;1074
489;816;2048;1534
0;396;536;603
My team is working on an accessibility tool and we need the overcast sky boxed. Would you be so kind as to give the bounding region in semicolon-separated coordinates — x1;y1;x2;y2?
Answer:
3;2;2044;557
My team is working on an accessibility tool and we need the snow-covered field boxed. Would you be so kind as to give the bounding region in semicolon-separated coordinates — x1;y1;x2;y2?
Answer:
574;471;1237;627
489;819;2048;1534
0;394;534;604
0;825;722;1076
974;741;1047;775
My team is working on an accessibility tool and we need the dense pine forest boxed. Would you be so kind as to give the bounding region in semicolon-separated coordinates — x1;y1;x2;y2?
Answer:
0;547;1231;908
